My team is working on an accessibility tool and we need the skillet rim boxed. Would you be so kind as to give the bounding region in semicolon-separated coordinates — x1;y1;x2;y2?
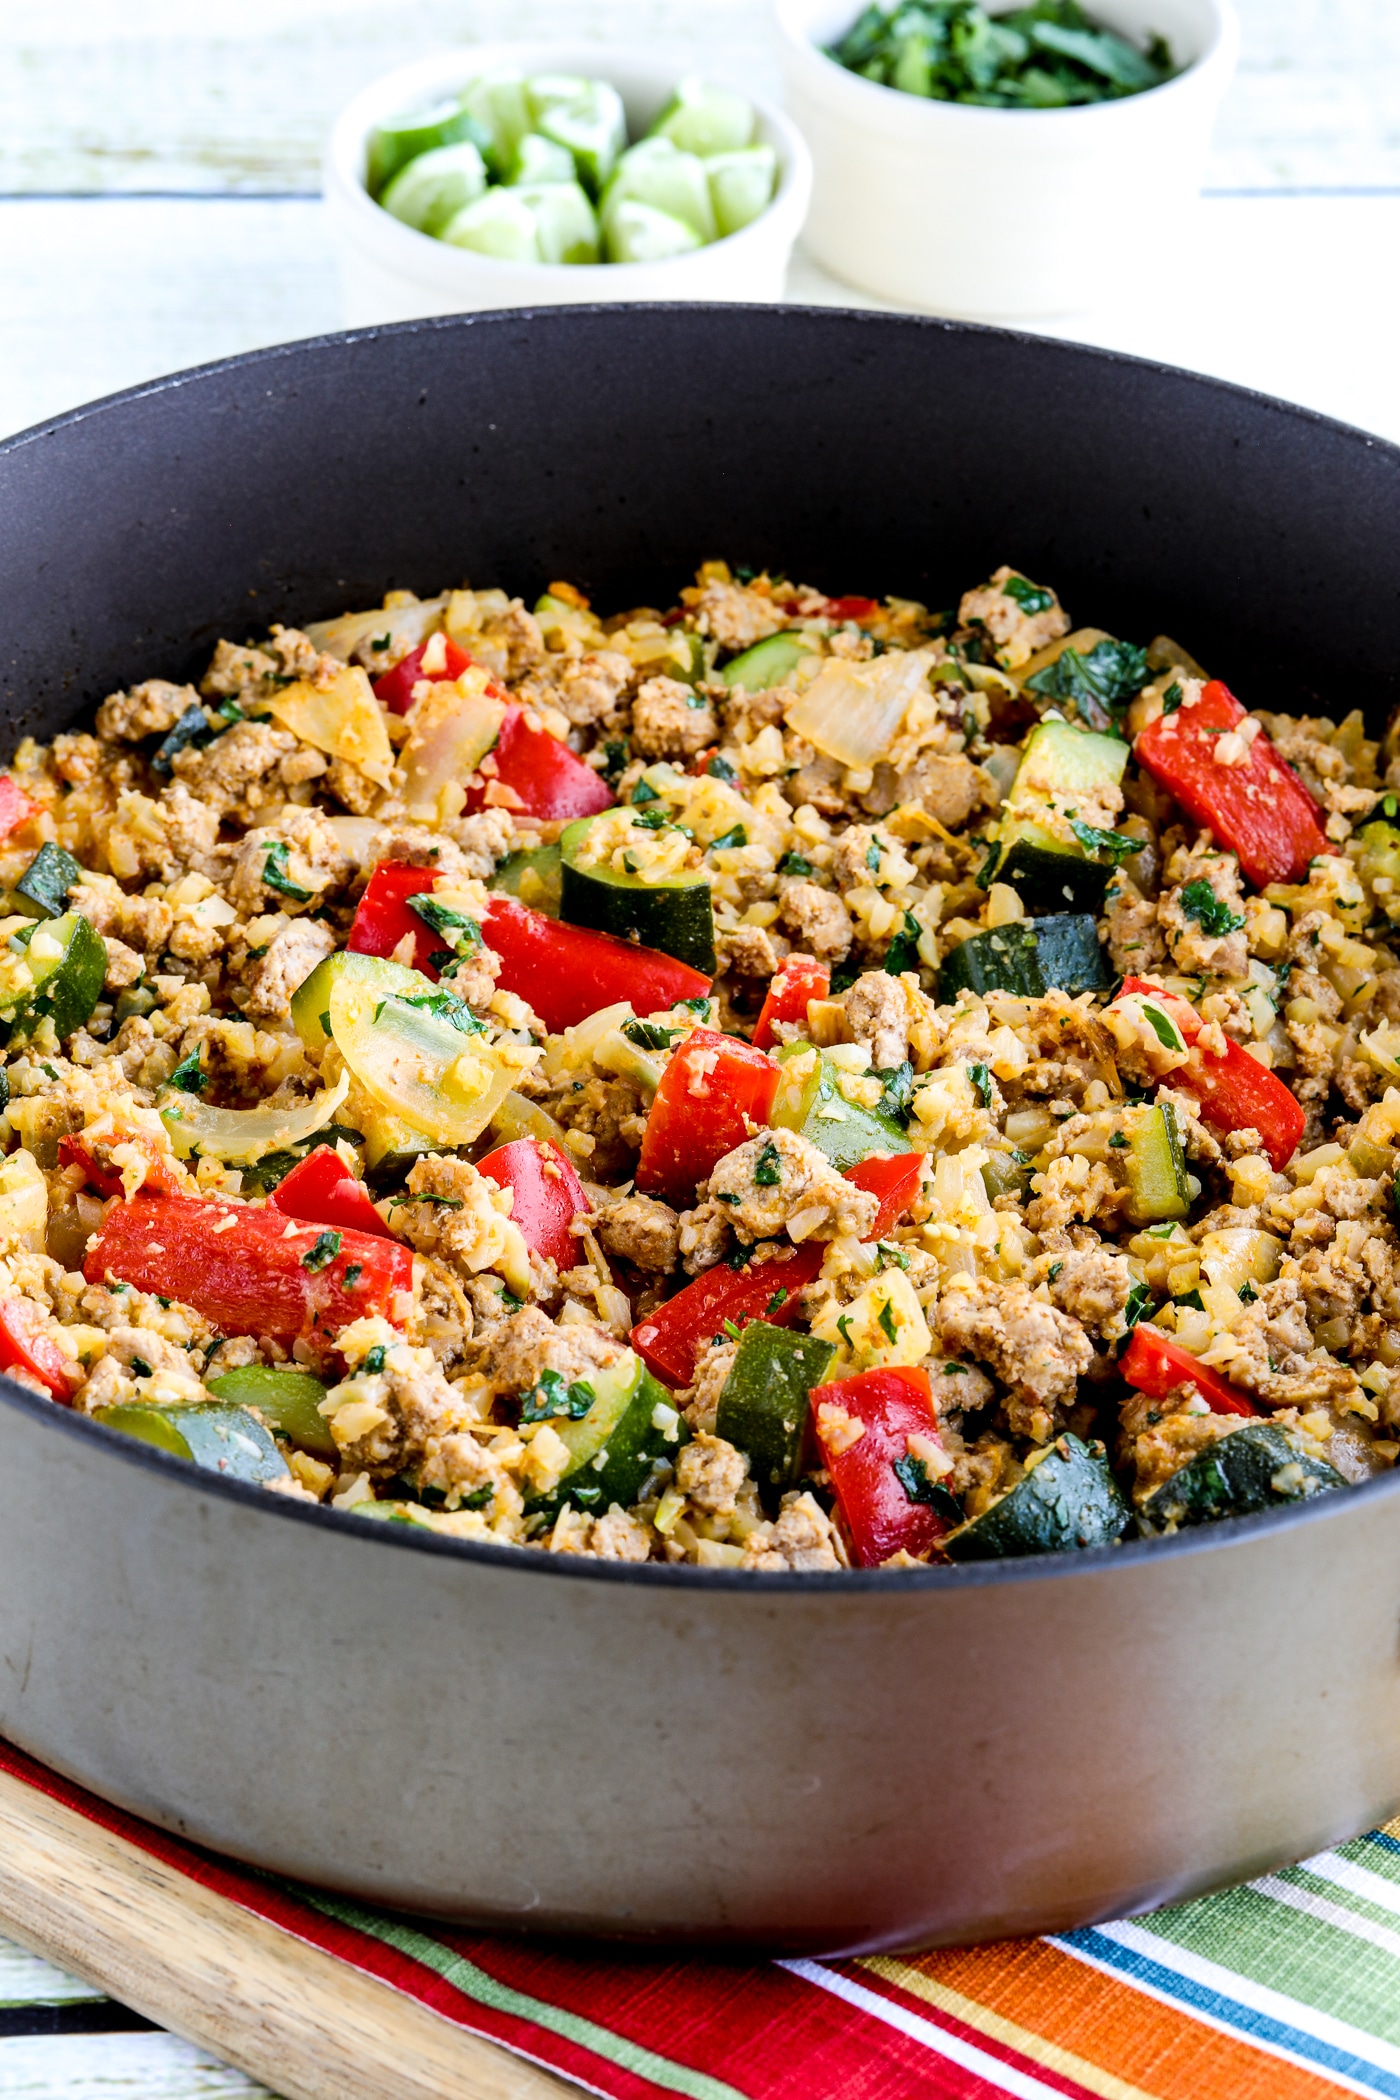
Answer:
3;301;1396;1595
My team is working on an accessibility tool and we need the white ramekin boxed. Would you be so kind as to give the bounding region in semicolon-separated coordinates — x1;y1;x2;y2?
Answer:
774;0;1239;319
324;44;813;325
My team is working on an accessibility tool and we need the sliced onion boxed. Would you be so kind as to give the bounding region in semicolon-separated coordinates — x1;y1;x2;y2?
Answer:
0;1149;47;1248
783;648;936;770
264;664;395;791
306;596;448;665
328;978;536;1147
398;668;506;822
323;814;386;867
158;1072;350;1164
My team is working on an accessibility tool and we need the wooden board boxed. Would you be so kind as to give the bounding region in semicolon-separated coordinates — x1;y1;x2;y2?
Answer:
0;1764;579;2100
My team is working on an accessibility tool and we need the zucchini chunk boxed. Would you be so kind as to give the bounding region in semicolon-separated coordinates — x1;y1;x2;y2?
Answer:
0;911;106;1042
714;1321;835;1506
12;843;82;921
769;1043;913;1171
93;1402;291;1486
1121;1101;1191;1226
943;1434;1130;1560
717;631;811;692
984;720;1132;915
559;814;716;973
1142;1422;1345;1531
206;1365;336;1462
524;1349;690;1516
491;841;562;916
937;913;1108;1001
289;949;428;1052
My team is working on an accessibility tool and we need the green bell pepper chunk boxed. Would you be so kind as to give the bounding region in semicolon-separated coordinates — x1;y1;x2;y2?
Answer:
205;1365;335;1461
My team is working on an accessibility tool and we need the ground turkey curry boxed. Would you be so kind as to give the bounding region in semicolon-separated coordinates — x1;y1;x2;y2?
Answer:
0;559;1393;1568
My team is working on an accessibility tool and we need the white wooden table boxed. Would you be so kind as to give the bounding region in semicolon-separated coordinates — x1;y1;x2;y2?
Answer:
0;2;1396;2092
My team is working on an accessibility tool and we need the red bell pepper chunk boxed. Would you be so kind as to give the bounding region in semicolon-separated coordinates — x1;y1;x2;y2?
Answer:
347;862;442;976
636;1028;781;1206
481;894;711;1035
811;1365;951;1567
751;953;830;1051
58;1132;182;1199
0;1301;82;1403
464;704;615;822
1116;977;1305;1171
476;1137;589;1271
1134;679;1332;889
0;777;35;839
1121;1322;1257;1417
844;1152;924;1240
84;1190;413;1348
371;635;475;716
631;1243;825;1388
824;595;879;623
269;1145;391;1239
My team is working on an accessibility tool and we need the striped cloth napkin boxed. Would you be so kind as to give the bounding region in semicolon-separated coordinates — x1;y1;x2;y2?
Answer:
3;1735;1397;2099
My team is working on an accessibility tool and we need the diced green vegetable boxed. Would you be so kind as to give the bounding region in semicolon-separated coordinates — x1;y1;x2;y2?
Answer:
649;76;755;158
603;198;703;264
490;842;563;916
459;70;533;176
770;1044;913;1171
602;138;717;244
512;181;600;264
0;911;105;1043
205;1365;336;1462
717;631;811;692
380;139;489;235
937;913;1108;1001
1121;1101;1191;1226
531;77;627;196
559;814;716;973
1142;1423;1345;1531
705;145;778;236
93;1402;290;1486
366;99;490;199
715;1322;834;1506
943;1434;1129;1560
506;131;578;186
12;843;82;921
441;188;542;261
986;718;1130;913
525;1349;689;1515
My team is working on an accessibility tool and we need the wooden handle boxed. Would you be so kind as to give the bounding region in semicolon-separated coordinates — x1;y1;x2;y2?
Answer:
0;1765;576;2100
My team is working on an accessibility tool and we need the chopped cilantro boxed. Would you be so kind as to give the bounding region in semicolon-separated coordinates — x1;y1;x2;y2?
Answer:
362;1344;387;1374
1173;1289;1205;1312
722;1317;743;1342
1162;679;1185;716
1025;637;1149;730
261;840;313;903
836;1312;855;1348
371;632;391;650
875;1242;910;1272
877;1299;899;1345
630;807;670;832
892;1454;961;1524
390;1190;464;1211
707;754;737;784
621;1018;679;1051
300;1230;342;1272
865;837;883;873
622;852;641;875
975;840;1002;889
776;851;815;878
1048;1260;1064;1282
967;1062;992;1106
500;1288;525;1311
679;994;713;1016
409;893;482;971
765;1286;788;1314
1238;1280;1259;1304
1140;1002;1183;1053
710;824;748;852
130;1356;153;1379
873;1060;915;1125
1178;877;1245;939
753;1140;783;1187
724;1244;751;1270
1108;1130;1129;1148
598;739;629;785
376;988;485;1036
345;1263;363;1288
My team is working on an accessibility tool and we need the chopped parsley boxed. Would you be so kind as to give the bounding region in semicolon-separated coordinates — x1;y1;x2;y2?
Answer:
621;1018;679;1051
1108;1130;1129;1149
166;1048;206;1094
836;1313;855;1349
765;1286;789;1314
1178;877;1245;939
1123;1280;1154;1329
967;1062;992;1106
1047;1261;1064;1282
776;851;815;878
630;807;671;833
1238;1281;1259;1304
875;1242;909;1272
884;909;922;976
865;837;883;873
300;1230;342;1272
1173;1289;1205;1312
752;1140;783;1187
409;893;483;974
261;840;313;903
362;1344;387;1375
376;988;485;1036
130;1356;153;1379
1025;637;1149;730
520;1369;596;1423
1001;575;1055;614
390;1190;464;1211
1140;1003;1183;1053
1067;815;1143;867
877;1299;899;1345
892;1454;961;1524
707;754;737;784
1162;679;1185;716
710;823;748;852
873;1060;915;1125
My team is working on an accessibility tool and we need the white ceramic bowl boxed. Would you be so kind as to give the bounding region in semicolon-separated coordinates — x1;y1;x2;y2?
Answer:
325;44;813;325
774;0;1239;319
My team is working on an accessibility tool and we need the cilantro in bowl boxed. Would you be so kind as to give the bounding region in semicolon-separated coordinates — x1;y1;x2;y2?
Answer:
827;0;1175;107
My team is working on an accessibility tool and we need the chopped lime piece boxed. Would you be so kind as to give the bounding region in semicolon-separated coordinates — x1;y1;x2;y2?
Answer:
526;74;594;122
458;69;533;175
440;188;542;262
365;100;489;198
533;79;628;197
514;182;600;264
506;131;578;186
706;143;777;236
380;139;489;235
650;76;755;157
604;199;704;265
602;138;716;244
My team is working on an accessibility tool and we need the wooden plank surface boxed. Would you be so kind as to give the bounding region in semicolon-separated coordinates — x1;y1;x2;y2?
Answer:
0;0;1395;196
0;1766;579;2100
